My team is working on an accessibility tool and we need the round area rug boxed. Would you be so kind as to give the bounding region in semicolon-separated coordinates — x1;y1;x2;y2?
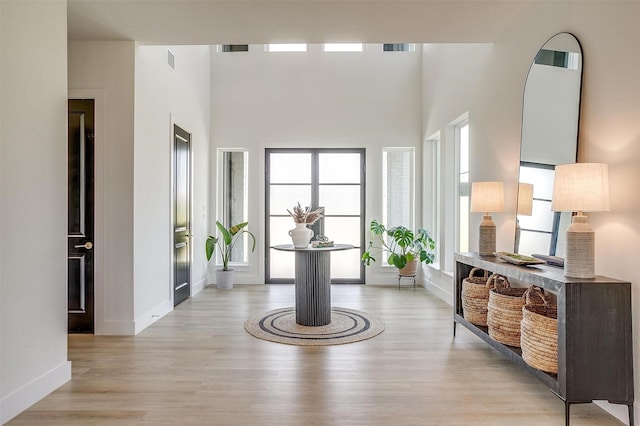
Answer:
244;307;384;346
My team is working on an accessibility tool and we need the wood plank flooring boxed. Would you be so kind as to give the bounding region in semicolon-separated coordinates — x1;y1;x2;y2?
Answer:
8;285;622;425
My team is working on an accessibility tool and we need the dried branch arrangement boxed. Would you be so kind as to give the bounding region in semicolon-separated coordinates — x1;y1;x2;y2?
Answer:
287;202;324;225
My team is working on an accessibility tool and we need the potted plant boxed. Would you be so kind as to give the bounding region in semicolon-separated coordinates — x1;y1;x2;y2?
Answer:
206;221;256;289
361;219;436;276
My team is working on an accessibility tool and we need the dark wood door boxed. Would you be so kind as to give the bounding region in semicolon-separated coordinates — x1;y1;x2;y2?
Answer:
173;125;191;306
68;99;95;333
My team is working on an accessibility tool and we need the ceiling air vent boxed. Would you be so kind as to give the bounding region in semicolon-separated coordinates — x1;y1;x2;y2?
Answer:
383;44;411;52
222;45;249;52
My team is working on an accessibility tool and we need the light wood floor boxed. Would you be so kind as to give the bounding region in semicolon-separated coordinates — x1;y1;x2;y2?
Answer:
8;285;622;425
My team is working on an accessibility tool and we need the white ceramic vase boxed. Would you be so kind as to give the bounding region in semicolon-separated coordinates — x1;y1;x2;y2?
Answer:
289;223;314;248
215;269;234;289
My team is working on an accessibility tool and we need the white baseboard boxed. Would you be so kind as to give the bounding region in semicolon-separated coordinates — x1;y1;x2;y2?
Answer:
423;280;453;305
421;266;454;306
1;361;71;425
191;277;207;295
134;300;173;335
96;320;136;336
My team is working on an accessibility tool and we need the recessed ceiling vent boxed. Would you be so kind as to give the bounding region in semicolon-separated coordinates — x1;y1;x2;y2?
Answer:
383;43;411;52
167;49;175;70
222;45;249;52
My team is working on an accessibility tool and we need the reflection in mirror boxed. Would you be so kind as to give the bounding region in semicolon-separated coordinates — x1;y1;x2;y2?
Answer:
515;33;582;258
218;148;249;263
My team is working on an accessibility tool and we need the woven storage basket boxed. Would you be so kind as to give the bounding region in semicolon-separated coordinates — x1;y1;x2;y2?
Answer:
461;268;493;326
487;275;527;347
520;287;558;374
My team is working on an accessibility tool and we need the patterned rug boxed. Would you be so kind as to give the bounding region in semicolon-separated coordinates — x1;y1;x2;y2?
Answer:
244;307;385;346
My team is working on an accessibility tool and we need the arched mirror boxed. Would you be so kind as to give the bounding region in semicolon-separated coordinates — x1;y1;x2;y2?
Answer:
515;33;583;259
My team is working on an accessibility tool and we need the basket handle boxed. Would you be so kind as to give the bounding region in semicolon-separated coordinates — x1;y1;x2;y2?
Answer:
523;286;549;307
493;275;511;292
468;267;489;280
485;273;500;289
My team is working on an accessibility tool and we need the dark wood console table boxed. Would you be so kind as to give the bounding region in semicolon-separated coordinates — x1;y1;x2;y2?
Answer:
454;252;634;426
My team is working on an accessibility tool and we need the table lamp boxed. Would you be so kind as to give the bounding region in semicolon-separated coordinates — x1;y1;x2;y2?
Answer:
551;163;609;279
515;183;534;253
470;181;504;256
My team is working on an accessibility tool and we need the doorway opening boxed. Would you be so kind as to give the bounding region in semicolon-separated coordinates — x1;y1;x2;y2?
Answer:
173;125;192;306
68;99;95;333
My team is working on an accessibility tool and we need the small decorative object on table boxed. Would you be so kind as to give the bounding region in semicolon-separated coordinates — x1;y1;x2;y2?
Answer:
531;253;564;267
312;235;334;248
287;202;324;248
493;251;546;266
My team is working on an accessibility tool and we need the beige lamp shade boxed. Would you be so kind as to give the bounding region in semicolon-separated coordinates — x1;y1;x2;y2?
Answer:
517;183;534;216
470;181;505;213
551;163;610;212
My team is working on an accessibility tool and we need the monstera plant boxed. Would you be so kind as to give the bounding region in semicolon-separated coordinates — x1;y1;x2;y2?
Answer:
361;219;435;272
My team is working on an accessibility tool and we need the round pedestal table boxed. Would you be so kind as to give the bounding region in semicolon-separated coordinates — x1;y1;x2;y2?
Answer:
272;244;354;326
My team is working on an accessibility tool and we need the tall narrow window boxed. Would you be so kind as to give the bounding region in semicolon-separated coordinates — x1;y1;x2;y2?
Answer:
217;149;249;264
382;148;415;265
424;134;440;266
382;148;414;230
266;148;365;283
456;119;470;253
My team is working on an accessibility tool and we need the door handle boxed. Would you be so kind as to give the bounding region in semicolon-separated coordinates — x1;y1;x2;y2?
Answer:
74;242;94;250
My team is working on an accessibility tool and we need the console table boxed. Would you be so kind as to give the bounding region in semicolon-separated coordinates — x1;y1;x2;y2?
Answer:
273;244;353;326
454;252;634;426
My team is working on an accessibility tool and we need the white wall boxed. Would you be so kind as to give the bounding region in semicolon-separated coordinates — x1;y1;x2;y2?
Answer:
68;41;136;335
210;44;423;284
133;45;211;331
420;43;496;302
0;1;70;423
421;2;640;423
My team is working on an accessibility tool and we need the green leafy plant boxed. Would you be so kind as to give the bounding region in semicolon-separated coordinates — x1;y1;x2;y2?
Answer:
206;221;256;271
361;219;436;269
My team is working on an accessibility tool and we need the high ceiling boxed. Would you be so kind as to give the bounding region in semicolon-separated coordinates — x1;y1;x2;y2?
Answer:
67;0;535;45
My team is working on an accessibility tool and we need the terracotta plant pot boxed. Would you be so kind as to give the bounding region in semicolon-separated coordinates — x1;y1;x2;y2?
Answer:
398;259;419;277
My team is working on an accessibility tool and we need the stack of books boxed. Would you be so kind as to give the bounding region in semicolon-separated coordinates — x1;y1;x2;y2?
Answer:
312;240;334;248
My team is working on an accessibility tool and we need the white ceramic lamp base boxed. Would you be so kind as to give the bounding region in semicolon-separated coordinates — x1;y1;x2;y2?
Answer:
564;214;595;279
479;215;496;256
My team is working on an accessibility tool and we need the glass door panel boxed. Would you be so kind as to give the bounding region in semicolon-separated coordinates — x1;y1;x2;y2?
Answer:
331;250;362;279
266;148;364;283
319;153;361;183
319;185;360;215
270;185;312;214
323;217;361;246
270;153;312;183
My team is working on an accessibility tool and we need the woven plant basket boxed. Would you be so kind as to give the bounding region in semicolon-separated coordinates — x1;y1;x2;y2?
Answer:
461;268;493;326
487;275;527;347
520;287;558;374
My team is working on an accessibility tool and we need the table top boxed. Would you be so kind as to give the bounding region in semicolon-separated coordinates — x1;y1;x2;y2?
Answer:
273;244;354;252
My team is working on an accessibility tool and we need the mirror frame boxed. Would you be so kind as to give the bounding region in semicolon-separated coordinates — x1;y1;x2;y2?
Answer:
515;32;583;257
